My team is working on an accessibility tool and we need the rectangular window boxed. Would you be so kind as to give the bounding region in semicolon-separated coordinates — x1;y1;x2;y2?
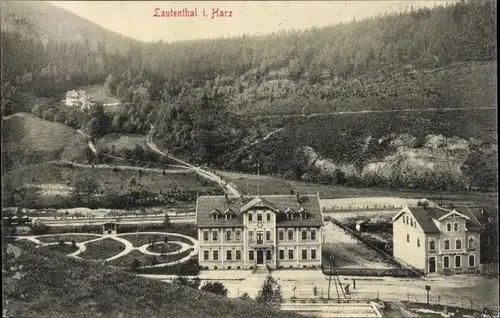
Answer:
226;231;232;242
213;231;218;242
266;231;271;241
455;255;461;268
446;223;452;232
443;256;449;268
302;249;307;260
429;240;436;251
410;218;413;227
226;250;232;261
288;249;294;260
248;213;253;222
417;238;420;247
302;230;307;240
311;249;316;260
236;230;241;241
455;239;462;250
213;250;219;261
249;250;254;261
288;230;294;241
311;230;316;241
266;250;271;261
266;213;271;222
407;234;410;242
468;255;475;267
249;231;254;242
236;250;241;260
203;250;209;260
279;250;284;260
278;231;284;241
257;213;263;221
203;231;209;242
454;223;459;231
468;237;475;249
444;240;450;250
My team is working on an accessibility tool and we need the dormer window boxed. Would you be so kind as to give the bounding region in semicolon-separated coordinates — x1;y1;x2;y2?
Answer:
224;208;235;220
285;207;294;219
225;214;232;220
298;207;309;219
210;208;221;220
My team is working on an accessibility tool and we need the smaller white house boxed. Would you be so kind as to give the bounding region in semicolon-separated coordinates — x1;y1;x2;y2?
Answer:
65;90;94;110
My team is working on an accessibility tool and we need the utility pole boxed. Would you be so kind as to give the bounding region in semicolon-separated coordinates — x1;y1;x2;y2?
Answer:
327;254;334;299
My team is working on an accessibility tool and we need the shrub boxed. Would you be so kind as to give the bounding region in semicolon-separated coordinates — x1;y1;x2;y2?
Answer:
200;281;228;297
130;258;141;271
30;223;50;235
71;239;76;248
58;240;65;246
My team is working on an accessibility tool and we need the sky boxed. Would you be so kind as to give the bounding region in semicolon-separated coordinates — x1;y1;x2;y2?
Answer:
48;1;454;42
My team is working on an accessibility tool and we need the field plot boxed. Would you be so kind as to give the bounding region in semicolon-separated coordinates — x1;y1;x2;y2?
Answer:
322;222;396;269
78;84;120;105
96;134;147;152
6;162;220;195
218;170;497;209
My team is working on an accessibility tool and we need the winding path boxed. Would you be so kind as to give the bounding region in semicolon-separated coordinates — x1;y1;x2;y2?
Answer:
13;231;198;268
146;125;241;196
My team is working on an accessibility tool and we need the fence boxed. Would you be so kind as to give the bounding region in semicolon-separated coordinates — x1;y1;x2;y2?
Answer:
282;288;498;315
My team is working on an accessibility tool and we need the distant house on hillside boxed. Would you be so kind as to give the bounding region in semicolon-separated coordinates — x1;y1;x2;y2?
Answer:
64;90;94;110
392;205;482;275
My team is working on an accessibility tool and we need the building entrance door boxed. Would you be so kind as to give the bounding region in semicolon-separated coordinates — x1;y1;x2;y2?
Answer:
257;250;264;264
429;257;436;273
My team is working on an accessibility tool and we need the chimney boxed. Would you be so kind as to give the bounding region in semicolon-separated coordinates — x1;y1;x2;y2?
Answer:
296;193;301;203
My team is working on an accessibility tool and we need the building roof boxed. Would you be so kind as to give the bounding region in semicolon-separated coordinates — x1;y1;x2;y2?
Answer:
395;206;483;234
196;194;324;228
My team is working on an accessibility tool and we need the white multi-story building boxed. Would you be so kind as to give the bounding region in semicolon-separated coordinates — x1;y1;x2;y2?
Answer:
196;194;324;270
392;205;482;275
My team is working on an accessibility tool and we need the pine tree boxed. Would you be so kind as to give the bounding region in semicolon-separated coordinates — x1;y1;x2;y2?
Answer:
255;275;283;309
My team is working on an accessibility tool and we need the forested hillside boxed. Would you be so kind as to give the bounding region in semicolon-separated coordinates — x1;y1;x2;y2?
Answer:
1;0;497;192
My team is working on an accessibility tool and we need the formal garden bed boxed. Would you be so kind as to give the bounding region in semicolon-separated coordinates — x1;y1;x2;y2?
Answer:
109;248;194;268
78;238;125;260
146;242;183;254
46;242;79;255
36;234;101;243
118;233;195;247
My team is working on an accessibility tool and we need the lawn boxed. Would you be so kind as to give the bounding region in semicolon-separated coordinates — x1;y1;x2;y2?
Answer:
147;242;183;254
218;170;498;208
78;84;120;105
37;234;101;244
118;233;195;248
108;250;148;267
6;161;220;197
109;248;194;268
46;243;79;255
78;238;125;260
1;113;87;165
3;243;299;318
96;133;147;152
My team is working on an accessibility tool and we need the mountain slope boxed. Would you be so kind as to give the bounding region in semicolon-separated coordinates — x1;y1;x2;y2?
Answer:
1;113;88;168
0;1;138;52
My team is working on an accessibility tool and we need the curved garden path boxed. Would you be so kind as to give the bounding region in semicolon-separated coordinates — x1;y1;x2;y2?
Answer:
13;231;198;268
